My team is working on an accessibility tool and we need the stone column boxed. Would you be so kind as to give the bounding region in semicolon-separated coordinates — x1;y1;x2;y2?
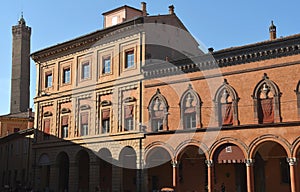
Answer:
171;160;178;190
245;159;255;192
287;157;297;192
205;160;214;192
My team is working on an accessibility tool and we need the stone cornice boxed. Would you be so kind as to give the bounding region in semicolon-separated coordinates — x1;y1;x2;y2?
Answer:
143;33;300;78
31;17;144;62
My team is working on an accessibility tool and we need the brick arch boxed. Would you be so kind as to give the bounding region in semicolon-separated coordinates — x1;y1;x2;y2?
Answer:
291;136;300;157
248;134;291;159
209;137;248;160
144;141;175;162
174;139;209;161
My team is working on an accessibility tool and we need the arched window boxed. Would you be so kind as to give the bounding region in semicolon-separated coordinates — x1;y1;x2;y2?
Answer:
252;73;281;124
148;89;169;132
213;79;239;126
180;84;202;129
295;81;300;118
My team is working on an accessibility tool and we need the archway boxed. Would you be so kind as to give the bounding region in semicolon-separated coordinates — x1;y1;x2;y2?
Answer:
177;145;207;191
213;143;247;192
76;150;90;192
145;147;172;191
119;146;137;192
97;148;112;192
253;141;291;192
56;152;69;192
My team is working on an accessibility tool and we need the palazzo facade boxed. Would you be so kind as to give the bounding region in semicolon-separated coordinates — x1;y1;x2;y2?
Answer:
31;3;300;192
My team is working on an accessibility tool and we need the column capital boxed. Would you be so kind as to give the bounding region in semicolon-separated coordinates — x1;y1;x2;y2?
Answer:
287;157;297;166
171;160;178;168
245;159;255;167
205;159;214;167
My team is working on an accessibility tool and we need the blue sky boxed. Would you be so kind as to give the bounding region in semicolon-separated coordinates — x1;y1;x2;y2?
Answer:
0;0;300;115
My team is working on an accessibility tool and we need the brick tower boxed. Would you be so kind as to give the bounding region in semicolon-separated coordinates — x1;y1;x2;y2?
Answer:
10;14;31;113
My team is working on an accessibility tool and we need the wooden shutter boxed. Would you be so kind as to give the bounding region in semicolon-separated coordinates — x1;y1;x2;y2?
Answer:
61;116;69;126
221;103;233;125
124;105;134;119
81;112;89;124
44;119;50;134
102;109;110;120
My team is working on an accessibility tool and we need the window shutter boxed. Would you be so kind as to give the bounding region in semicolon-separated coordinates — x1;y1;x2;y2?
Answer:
221;103;233;125
61;116;69;126
81;112;89;124
44;119;50;134
102;109;110;120
125;105;134;119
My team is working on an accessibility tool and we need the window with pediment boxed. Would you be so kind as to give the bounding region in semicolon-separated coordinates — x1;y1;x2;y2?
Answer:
180;84;202;129
214;79;239;126
252;73;281;124
148;89;169;132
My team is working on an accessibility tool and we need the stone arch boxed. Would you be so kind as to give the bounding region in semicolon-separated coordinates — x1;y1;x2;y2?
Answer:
209;137;248;160
248;134;291;159
291;136;300;157
148;88;169;132
213;79;239;126
252;73;282;123
174;139;209;161
179;84;202;129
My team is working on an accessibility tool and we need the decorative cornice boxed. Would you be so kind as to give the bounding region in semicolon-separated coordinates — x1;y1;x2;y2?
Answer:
143;34;300;79
31;18;144;62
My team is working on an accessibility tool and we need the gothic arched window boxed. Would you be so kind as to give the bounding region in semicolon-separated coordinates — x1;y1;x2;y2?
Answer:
148;89;169;132
213;79;239;126
295;81;300;118
180;84;202;129
252;73;281;124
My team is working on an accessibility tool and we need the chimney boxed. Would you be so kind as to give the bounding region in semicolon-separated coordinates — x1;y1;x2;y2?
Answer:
208;47;214;53
169;5;175;15
141;2;147;16
269;20;276;40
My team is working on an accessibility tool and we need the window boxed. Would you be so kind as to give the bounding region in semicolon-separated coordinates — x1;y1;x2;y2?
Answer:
80;112;89;136
125;50;134;69
252;74;281;124
81;62;90;80
112;16;118;25
101;109;110;133
180;85;202;129
124;105;134;131
149;89;169;132
184;112;196;129
45;73;52;88
63;68;71;84
102;56;111;74
43;119;50;140
61;116;69;138
214;79;239;126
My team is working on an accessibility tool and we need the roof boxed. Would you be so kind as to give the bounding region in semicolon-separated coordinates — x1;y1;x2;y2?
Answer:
0;128;34;143
102;5;142;16
0;111;34;119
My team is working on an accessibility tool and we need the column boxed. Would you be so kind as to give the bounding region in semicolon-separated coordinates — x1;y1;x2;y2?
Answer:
287;157;297;192
171;159;178;190
245;159;255;192
205;160;214;192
